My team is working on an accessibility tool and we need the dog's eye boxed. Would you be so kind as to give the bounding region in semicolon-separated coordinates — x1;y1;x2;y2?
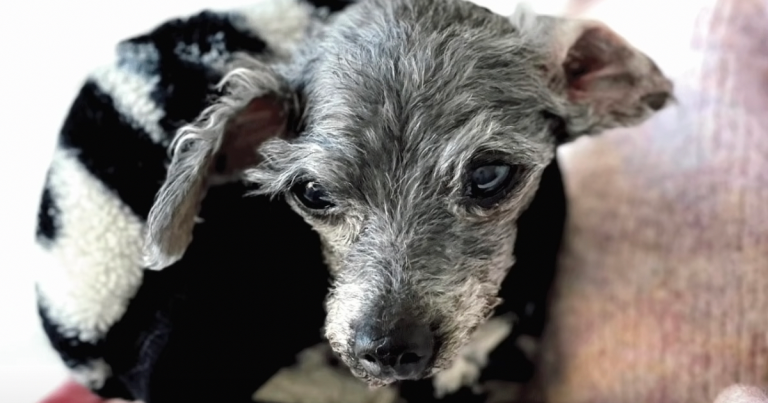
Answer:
292;181;334;210
468;163;521;206
472;165;510;191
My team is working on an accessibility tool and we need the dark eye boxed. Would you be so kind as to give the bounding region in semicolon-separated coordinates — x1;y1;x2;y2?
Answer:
292;181;334;210
468;163;521;206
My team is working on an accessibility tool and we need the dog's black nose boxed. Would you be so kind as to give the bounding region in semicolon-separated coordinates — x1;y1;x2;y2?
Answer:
353;320;434;380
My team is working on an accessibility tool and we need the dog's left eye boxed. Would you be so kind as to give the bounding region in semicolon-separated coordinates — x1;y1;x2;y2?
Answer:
468;163;520;206
292;181;335;210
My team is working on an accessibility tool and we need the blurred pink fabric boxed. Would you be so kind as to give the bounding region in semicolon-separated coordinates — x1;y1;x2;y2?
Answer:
535;0;768;402
39;380;134;403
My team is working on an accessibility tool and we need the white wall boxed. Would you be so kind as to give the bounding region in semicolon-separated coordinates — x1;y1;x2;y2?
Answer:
0;0;568;401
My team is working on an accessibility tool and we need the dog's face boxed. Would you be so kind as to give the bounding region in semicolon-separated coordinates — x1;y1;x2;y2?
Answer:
144;0;672;387
252;0;560;385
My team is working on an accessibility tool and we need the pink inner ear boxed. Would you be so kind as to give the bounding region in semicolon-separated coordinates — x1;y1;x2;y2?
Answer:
562;26;636;100
215;96;290;176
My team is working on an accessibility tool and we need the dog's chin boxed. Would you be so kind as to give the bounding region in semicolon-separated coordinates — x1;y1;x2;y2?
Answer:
359;373;430;388
357;351;459;388
349;363;435;387
347;367;395;388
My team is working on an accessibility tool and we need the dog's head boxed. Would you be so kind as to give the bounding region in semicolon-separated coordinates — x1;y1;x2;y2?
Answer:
144;0;672;387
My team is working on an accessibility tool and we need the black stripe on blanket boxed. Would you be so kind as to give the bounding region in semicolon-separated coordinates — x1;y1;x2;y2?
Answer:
123;10;270;135
58;81;169;220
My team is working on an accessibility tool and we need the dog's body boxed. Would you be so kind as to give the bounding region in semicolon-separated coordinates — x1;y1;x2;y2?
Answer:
35;0;670;402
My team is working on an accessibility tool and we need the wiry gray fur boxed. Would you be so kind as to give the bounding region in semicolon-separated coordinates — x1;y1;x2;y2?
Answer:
145;0;672;387
144;57;298;270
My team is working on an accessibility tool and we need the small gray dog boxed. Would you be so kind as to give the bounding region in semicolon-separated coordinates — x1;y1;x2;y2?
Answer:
144;0;671;389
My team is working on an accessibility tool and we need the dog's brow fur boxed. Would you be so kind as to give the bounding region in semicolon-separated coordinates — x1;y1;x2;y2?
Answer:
149;0;672;387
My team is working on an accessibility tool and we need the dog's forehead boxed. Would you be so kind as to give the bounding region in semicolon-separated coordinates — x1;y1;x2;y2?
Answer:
303;0;543;112
298;94;551;204
288;0;556;204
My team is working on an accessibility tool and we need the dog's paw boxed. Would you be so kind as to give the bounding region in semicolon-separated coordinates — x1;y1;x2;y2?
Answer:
432;315;514;398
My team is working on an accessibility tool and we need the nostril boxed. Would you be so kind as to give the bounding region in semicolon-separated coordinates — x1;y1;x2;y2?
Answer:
354;319;435;379
399;352;420;365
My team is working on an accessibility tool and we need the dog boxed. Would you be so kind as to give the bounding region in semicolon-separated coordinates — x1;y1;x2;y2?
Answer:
35;0;672;402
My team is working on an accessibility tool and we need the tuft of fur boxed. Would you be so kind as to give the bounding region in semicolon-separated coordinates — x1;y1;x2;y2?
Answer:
143;58;297;270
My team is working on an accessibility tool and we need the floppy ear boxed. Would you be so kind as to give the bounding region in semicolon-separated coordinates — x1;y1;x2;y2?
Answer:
529;12;674;141
143;68;298;271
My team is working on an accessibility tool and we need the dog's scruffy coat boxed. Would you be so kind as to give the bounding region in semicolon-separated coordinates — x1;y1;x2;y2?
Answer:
35;0;671;402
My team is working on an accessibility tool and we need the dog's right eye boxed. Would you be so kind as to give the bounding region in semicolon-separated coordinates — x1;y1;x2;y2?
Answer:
292;181;335;210
466;162;524;209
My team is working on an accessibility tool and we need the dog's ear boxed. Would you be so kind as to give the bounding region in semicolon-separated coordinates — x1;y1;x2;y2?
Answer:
525;12;674;142
143;68;298;271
